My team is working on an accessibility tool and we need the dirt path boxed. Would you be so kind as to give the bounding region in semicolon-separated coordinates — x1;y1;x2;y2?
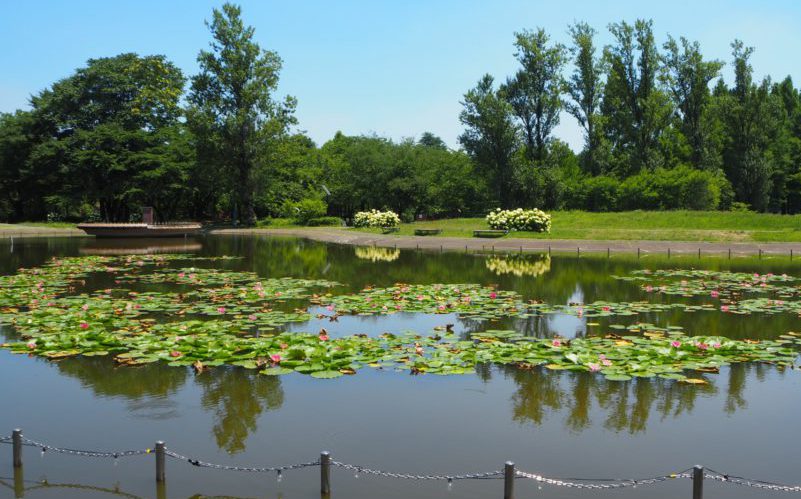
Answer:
210;227;801;257
0;226;85;238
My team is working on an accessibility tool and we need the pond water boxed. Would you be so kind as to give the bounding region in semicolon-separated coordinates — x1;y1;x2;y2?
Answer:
0;235;800;499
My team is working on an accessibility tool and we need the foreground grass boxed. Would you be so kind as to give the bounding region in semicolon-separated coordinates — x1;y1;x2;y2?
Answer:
352;211;801;242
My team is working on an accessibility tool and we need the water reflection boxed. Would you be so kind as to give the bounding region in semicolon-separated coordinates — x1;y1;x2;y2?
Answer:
55;358;187;419
485;254;551;277
79;237;203;256
503;363;776;434
197;369;284;454
354;246;401;262
53;359;285;453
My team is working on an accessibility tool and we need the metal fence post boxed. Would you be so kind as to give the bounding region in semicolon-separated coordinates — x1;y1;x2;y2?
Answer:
12;429;22;468
503;461;515;499
155;441;166;482
692;465;704;499
321;451;331;494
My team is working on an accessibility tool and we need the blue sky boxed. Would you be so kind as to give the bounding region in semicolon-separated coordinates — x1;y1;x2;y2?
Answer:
2;0;800;150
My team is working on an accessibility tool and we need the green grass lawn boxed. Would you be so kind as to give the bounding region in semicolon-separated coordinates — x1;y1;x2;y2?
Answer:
351;211;801;242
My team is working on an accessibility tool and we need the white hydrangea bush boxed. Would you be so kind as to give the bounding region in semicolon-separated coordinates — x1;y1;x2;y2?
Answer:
353;209;401;228
486;208;552;233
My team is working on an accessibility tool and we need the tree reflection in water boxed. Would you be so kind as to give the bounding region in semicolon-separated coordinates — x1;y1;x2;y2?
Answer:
56;357;187;419
503;363;777;433
196;368;284;454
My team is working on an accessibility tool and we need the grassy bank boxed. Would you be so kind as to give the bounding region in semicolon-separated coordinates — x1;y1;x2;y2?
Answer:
352;211;801;242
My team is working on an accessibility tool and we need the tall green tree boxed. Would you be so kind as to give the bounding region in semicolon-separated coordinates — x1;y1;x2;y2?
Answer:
503;29;566;163
0;111;37;221
27;53;187;221
602;19;674;174
188;3;296;225
661;36;723;168
459;74;520;208
565;22;606;175
713;41;783;211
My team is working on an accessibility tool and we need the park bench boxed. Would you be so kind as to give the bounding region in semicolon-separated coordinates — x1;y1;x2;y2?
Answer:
414;228;442;236
381;226;400;234
473;229;507;238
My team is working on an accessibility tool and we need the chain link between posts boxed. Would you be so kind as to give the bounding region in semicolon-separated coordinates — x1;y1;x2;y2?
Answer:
4;433;801;493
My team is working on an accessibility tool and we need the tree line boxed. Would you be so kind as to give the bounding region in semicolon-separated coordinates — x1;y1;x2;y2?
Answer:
1;8;800;224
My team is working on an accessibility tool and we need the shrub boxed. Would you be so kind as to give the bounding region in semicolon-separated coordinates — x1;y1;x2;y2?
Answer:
486;208;551;233
306;216;344;227
281;198;327;225
353;209;401;228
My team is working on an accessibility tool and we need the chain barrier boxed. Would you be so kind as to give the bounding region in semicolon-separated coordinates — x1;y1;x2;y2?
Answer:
6;433;801;493
20;436;149;459
332;460;502;481
165;449;319;473
515;469;692;490
705;469;801;493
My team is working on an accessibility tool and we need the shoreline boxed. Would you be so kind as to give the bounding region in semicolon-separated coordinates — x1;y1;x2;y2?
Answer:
210;227;801;256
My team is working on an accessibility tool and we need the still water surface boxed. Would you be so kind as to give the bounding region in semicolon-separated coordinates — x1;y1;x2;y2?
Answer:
0;235;799;498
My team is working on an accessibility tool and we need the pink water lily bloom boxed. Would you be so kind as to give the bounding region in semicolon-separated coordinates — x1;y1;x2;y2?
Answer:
710;290;719;298
178;272;185;278
81;304;89;311
552;339;562;347
216;307;226;314
601;359;613;367
712;342;721;349
489;292;497;299
671;341;682;348
270;354;282;363
169;351;181;358
326;305;335;311
437;304;446;311
721;305;730;312
79;322;89;329
319;333;329;341
248;314;257;321
697;342;709;350
588;363;601;372
601;306;611;312
416;295;425;301
26;341;36;349
280;343;288;350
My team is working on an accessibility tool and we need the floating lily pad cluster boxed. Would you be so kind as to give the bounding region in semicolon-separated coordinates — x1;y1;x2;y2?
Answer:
616;269;800;298
1;256;801;381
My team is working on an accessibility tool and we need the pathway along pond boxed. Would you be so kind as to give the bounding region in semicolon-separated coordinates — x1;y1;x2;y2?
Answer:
0;235;800;498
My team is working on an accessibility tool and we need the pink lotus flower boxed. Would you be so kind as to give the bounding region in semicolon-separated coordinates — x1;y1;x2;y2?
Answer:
697;342;708;350
178;272;185;278
79;322;89;329
270;354;282;363
489;292;497;299
280;343;288;349
248;314;257;321
601;359;613;367
437;304;446;311
602;306;610;312
588;363;601;372
416;295;425;301
712;342;721;349
326;305;334;311
81;304;89;311
671;341;681;348
552;339;562;347
710;290;719;298
217;307;226;314
645;285;653;292
395;304;402;310
169;351;181;358
721;305;730;312
26;341;36;349
319;333;329;341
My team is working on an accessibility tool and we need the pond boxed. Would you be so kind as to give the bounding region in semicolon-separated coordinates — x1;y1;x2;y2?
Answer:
0;235;799;498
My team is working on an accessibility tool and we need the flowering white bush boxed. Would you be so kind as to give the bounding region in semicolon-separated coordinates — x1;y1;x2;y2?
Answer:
486;208;551;233
353;209;401;228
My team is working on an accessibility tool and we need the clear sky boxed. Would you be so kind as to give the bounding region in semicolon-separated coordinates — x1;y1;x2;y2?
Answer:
2;0;800;150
